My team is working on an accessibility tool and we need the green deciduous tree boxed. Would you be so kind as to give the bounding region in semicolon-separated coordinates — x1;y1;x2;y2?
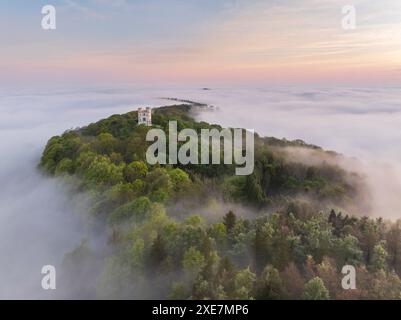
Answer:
168;168;191;194
333;234;363;267
84;155;124;186
302;277;330;300
371;241;388;271
124;161;148;182
182;247;205;275
255;265;286;299
233;267;256;299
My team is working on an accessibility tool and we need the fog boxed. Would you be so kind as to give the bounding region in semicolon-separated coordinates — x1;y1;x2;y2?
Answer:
1;84;401;298
0;85;168;299
188;86;401;220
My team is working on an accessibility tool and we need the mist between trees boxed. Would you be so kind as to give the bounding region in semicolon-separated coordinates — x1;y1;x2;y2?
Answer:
38;104;401;299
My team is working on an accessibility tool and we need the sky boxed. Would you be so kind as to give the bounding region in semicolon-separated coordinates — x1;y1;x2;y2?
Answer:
1;0;401;85
2;1;401;298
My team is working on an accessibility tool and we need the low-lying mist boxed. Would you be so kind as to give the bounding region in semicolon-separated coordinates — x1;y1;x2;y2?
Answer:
0;85;170;298
272;145;401;219
1;84;401;298
190;86;401;220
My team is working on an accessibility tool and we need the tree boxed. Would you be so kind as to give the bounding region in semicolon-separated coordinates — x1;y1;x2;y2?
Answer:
129;239;145;269
55;158;74;175
75;151;97;172
146;168;172;201
192;276;211;300
244;175;266;206
371;242;388;271
110;152;123;164
358;218;380;265
107;183;135;205
84;155;124;186
108;196;151;224
233;267;256;299
216;256;236;298
168;282;189;300
334;234;363;267
124;161;148;182
253;220;274;272
96;255;132;299
182;247;205;275
209;223;227;249
168;168;191;194
298;214;334;263
148;234;167;271
223;211;237;233
40;134;82;173
316;257;340;299
386;221;401;274
304;255;316;280
93;132;118;155
302;277;330;300
368;270;401;299
255;265;286;299
281;262;305;299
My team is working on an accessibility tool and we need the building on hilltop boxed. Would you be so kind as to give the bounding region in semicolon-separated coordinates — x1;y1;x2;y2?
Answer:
138;107;152;126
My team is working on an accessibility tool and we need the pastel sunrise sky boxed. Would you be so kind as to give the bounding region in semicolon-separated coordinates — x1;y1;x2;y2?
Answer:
1;0;401;85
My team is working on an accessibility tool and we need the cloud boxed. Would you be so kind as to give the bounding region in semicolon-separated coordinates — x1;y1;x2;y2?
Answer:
62;0;105;19
0;85;170;298
2;84;401;298
190;86;401;219
3;0;401;85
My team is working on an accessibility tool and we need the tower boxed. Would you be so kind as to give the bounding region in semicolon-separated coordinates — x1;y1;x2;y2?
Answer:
138;107;152;126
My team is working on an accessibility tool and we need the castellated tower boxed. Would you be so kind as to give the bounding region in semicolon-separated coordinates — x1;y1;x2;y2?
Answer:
138;107;152;126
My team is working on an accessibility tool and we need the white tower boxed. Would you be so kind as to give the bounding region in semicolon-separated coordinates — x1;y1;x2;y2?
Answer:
138;107;152;126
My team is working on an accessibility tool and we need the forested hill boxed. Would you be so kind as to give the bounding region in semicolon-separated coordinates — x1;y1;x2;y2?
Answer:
39;104;401;300
41;104;356;209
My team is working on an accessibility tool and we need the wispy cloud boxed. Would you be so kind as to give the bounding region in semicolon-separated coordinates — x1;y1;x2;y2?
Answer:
1;0;401;84
61;0;105;19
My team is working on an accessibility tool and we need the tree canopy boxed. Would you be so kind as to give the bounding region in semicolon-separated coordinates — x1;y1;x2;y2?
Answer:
40;104;401;300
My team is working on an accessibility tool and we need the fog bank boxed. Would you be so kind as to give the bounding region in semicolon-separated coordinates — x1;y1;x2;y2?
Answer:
1;84;401;298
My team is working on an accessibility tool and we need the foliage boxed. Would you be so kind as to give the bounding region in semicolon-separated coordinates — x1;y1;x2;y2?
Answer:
41;104;401;300
302;277;330;300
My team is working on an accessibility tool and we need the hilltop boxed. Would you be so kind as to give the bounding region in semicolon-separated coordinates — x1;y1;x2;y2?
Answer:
41;104;356;211
39;104;401;300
